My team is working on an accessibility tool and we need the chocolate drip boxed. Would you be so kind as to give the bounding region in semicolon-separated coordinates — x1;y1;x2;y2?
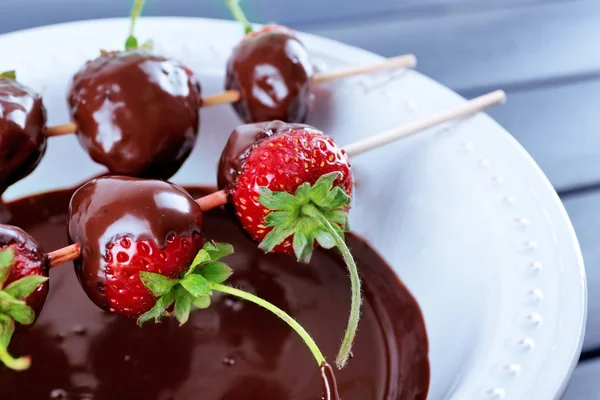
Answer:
225;27;314;123
67;176;203;312
320;361;341;400
217;120;319;192
0;79;47;195
68;50;202;179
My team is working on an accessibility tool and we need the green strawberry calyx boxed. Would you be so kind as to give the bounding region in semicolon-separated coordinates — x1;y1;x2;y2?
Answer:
226;0;254;35
0;248;48;371
0;71;16;80
256;171;362;369
139;241;326;367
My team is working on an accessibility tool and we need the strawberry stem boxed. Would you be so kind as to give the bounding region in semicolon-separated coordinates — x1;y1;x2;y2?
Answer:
225;0;253;35
0;316;30;371
302;203;361;369
125;0;146;50
210;282;325;366
0;345;30;371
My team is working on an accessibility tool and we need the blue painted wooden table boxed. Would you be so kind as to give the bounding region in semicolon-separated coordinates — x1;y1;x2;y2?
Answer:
0;0;598;397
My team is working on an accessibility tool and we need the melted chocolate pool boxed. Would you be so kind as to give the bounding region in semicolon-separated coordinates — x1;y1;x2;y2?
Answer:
0;187;429;399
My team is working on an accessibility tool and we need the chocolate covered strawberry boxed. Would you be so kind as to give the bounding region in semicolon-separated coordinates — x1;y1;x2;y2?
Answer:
0;224;49;370
68;176;204;318
225;0;313;123
67;0;202;179
0;72;47;196
65;176;339;396
218;120;360;368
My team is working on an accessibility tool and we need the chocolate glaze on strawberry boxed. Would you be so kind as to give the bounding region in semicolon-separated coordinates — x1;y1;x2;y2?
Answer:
0;79;47;195
68;176;203;313
218;120;313;191
225;26;314;123
68;50;202;179
1;186;429;399
0;225;48;326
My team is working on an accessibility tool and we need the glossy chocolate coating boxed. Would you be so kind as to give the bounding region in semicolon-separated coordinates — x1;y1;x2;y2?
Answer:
1;186;429;399
68;176;203;312
0;79;47;195
0;224;48;326
217;120;317;192
225;26;314;123
68;50;202;179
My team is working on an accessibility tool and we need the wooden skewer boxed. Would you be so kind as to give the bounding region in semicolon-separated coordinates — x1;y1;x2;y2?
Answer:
47;190;230;268
45;122;77;137
45;90;505;268
202;90;242;107
343;89;506;157
313;54;416;84
48;243;80;268
44;54;417;136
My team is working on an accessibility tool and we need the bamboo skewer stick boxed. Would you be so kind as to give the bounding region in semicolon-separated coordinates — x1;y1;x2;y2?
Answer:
44;55;417;136
45;89;506;268
313;54;416;84
344;90;506;157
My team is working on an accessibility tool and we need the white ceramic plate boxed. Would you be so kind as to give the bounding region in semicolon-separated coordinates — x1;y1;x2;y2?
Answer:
0;17;586;400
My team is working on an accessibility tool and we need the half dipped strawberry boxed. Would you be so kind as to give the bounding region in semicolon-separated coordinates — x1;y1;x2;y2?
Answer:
217;120;359;368
68;176;204;319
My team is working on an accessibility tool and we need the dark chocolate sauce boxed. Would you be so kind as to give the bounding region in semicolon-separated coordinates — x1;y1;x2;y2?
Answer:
0;79;47;196
217;120;318;192
226;26;314;123
68;50;202;179
68;176;203;313
0;224;49;329
0;187;429;399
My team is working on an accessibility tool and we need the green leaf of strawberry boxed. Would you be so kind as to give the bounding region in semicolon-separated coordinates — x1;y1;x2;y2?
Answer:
137;241;234;326
180;274;211;297
199;262;232;284
0;247;47;371
5;275;49;300
0;71;16;80
139;271;178;296
0;248;14;287
257;171;351;261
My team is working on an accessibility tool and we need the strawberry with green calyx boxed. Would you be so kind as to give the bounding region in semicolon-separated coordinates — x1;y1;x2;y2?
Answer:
0;225;50;371
138;241;327;371
217;121;360;369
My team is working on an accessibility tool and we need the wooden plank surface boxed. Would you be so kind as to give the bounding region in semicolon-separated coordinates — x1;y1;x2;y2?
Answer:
563;358;600;399
311;0;600;92
0;0;572;36
479;78;600;191
563;191;600;352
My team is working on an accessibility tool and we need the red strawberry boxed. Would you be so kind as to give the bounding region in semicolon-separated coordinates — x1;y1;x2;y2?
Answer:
0;224;49;370
68;176;205;321
218;121;352;259
225;0;313;123
100;234;202;317
218;120;361;369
